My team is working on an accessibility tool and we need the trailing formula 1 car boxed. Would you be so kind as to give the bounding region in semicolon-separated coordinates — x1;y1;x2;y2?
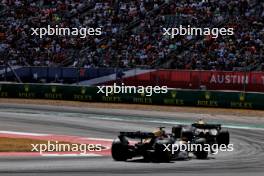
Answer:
111;120;230;162
111;128;174;162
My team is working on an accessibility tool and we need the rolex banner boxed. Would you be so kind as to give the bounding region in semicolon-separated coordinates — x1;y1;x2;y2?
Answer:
0;83;263;109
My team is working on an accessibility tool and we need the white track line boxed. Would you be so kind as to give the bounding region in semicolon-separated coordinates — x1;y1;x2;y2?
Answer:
84;137;113;142
0;131;49;136
41;153;102;157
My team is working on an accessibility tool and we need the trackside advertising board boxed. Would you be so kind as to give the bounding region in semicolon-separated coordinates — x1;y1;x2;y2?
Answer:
0;83;263;110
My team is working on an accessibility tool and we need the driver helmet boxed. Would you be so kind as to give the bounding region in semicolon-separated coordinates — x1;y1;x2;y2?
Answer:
197;119;206;125
153;128;165;137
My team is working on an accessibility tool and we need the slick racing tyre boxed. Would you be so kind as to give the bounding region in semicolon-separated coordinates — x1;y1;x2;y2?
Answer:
153;139;173;162
217;131;230;146
172;125;182;138
194;138;208;159
111;137;129;161
181;128;193;141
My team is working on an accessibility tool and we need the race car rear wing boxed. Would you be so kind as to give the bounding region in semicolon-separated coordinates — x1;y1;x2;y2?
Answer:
191;123;222;130
119;131;155;139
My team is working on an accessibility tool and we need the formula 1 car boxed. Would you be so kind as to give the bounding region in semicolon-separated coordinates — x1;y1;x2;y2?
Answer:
111;120;230;162
173;120;230;159
111;128;174;162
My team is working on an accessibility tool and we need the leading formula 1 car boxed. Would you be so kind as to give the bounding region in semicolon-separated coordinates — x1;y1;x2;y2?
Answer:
111;120;230;162
173;120;230;159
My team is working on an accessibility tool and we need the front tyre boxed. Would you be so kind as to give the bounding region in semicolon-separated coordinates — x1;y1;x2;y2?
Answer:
217;131;230;146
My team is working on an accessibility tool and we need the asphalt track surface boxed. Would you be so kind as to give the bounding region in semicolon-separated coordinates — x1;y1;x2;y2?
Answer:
0;104;263;176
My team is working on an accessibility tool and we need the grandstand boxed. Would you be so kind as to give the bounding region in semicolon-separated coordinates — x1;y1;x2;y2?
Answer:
0;0;263;71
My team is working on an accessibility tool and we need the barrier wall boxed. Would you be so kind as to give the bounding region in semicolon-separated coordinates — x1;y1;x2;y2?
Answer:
0;66;123;83
1;67;264;92
0;83;264;110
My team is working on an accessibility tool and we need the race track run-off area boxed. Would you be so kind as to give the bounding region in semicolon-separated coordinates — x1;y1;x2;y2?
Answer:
0;131;112;157
0;103;263;176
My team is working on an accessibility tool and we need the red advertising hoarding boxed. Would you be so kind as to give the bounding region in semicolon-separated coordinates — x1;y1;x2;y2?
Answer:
120;70;264;92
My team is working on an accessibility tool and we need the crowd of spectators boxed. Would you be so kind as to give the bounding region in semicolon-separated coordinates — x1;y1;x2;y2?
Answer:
169;0;264;71
0;0;164;67
0;0;263;71
0;0;94;66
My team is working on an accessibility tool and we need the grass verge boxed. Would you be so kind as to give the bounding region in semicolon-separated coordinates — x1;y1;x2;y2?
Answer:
0;137;104;152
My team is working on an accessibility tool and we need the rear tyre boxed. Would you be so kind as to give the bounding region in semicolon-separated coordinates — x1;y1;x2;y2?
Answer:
153;139;172;162
172;125;182;138
194;138;208;159
111;138;129;161
195;150;208;159
181;129;193;141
